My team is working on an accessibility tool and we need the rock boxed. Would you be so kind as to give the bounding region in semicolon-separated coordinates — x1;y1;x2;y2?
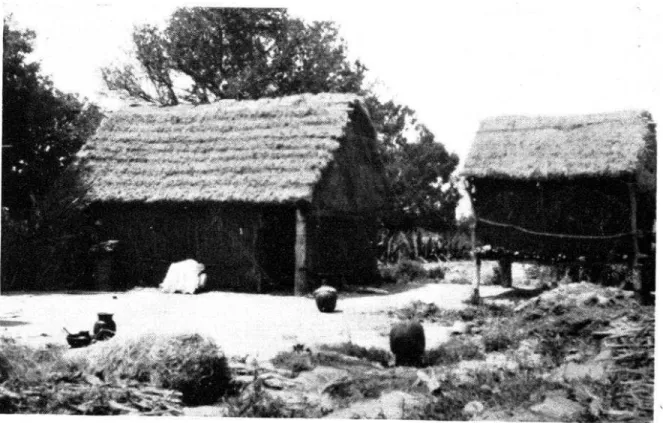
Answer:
592;348;612;362
450;321;469;335
324;391;425;420
530;396;585;421
182;405;230;417
262;377;286;390
463;400;484;416
550;361;608;383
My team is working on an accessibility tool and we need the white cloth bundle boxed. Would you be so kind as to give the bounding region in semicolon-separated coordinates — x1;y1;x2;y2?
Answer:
159;259;207;294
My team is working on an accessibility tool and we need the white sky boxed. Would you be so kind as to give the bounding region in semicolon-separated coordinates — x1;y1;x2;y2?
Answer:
3;0;663;163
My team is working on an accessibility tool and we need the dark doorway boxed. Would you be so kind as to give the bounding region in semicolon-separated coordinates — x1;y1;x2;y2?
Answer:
257;207;296;292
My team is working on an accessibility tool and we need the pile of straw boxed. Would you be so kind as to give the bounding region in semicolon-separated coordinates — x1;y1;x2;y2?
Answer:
463;110;655;185
78;93;360;203
88;333;231;405
601;311;655;420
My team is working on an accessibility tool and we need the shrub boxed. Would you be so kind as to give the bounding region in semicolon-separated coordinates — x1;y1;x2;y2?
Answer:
424;338;484;366
487;264;503;285
1;169;97;291
447;276;472;285
425;265;446;280
390;300;462;324
318;342;392;367
395;260;427;282
483;326;518;353
271;350;315;374
88;334;231;405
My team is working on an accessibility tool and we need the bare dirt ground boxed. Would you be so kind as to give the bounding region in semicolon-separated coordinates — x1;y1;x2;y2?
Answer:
0;261;514;361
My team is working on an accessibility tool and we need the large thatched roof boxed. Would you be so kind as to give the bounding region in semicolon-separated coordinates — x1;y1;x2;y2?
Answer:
78;93;364;203
462;110;656;186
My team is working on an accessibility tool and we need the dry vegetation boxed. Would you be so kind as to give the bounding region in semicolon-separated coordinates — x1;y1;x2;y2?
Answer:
0;272;653;420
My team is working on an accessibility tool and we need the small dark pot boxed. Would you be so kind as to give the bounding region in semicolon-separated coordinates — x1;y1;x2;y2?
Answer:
67;331;92;349
314;287;338;313
93;312;116;341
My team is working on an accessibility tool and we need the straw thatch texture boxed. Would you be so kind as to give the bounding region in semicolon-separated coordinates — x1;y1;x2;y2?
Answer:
78;93;360;204
463;110;656;187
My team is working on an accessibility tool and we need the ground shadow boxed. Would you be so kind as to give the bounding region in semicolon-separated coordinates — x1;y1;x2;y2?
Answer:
482;287;547;301
0;319;29;327
1;290;121;297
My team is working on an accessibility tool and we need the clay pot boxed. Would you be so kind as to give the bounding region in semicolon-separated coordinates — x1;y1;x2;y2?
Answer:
93;312;116;341
67;331;92;348
314;286;338;313
389;320;426;367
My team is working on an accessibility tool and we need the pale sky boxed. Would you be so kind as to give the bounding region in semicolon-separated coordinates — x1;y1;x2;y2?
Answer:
3;0;663;163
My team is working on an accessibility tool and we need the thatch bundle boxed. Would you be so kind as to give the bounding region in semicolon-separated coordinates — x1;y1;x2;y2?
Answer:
78;93;359;204
88;334;231;405
463;110;656;186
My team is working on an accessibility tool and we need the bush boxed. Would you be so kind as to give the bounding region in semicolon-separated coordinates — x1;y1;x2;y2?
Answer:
487;264;503;285
395;260;428;282
1;169;97;291
89;334;231;405
318;342;392;368
483;326;518;353
424;338;484;366
425;265;446;280
271;350;315;374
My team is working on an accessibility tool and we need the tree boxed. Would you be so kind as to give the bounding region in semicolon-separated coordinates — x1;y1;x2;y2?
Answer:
364;95;461;230
101;7;366;104
2;17;104;290
3;17;103;217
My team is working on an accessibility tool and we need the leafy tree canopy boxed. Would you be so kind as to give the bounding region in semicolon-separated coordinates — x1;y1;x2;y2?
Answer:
364;95;461;230
102;7;366;104
3;16;104;217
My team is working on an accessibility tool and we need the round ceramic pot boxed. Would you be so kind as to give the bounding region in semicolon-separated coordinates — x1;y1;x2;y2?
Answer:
93;312;116;341
314;286;338;313
67;331;92;348
389;320;426;367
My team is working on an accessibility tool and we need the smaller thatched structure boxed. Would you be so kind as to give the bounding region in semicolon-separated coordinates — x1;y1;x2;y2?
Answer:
462;110;656;291
78;93;387;294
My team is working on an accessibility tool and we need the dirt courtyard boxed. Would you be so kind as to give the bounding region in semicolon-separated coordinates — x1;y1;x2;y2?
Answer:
0;278;512;361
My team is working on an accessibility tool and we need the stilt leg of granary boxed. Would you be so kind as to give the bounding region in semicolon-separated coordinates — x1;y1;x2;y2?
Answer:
499;257;513;288
628;183;648;304
469;222;482;305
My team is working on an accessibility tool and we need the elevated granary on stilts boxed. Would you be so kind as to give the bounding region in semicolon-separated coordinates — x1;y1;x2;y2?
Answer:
461;110;656;299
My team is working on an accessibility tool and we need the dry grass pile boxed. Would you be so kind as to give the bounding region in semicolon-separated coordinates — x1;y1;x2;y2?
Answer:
272;342;392;375
0;338;182;415
506;282;654;420
78;93;360;203
463;109;655;183
88;333;231;405
599;310;654;419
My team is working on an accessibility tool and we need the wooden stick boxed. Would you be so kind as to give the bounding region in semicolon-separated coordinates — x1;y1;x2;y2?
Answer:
294;208;307;296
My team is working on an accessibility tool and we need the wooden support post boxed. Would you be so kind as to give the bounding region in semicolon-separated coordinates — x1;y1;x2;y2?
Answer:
470;222;482;304
294;208;308;296
628;183;644;300
465;179;481;304
498;257;513;288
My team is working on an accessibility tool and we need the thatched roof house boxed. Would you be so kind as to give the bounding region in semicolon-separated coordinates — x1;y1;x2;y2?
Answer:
79;93;387;294
462;110;656;286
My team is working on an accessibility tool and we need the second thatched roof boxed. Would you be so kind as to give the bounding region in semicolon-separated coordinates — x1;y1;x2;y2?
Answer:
462;110;656;187
78;93;366;204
